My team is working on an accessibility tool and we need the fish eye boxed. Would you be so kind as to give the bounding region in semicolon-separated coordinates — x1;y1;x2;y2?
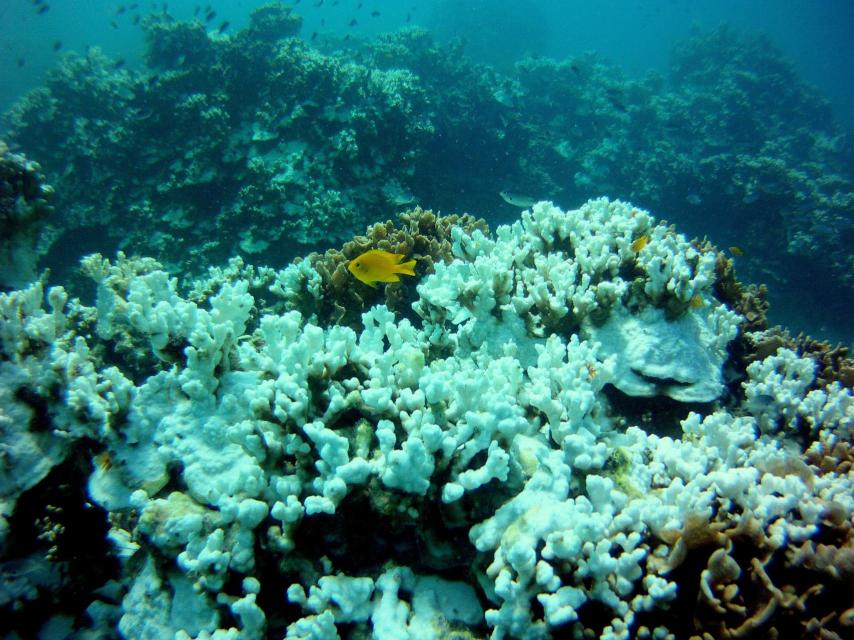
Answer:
355;262;361;267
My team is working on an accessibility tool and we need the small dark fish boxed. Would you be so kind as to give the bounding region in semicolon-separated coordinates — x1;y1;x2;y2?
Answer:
320;18;325;26
218;21;230;33
405;12;410;22
129;2;138;8
133;14;140;24
310;31;317;40
32;0;43;5
52;40;62;51
37;5;50;14
117;4;126;14
193;5;200;15
114;58;126;69
205;11;216;22
371;10;380;17
348;18;357;26
610;98;627;112
344;34;349;41
111;20;119;28
570;64;580;74
357;2;362;8
333;0;339;5
17;57;25;68
314;0;323;6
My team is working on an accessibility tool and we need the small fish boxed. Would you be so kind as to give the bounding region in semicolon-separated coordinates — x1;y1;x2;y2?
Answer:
406;12;410;22
113;58;126;69
218;21;230;33
37;5;50;14
52;40;62;51
17;57;26;67
133;14;140;24
689;294;704;309
371;10;380;17
111;20;119;28
117;4;126;14
206;10;216;22
492;88;513;107
609;97;627;112
310;31;318;40
194;5;200;16
499;191;537;208
728;245;745;257
348;18;357;26
347;250;417;287
630;235;649;252
686;193;702;206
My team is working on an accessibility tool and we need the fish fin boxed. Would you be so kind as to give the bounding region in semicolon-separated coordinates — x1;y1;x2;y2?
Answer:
395;259;417;276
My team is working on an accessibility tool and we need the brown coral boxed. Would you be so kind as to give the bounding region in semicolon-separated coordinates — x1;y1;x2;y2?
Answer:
308;207;489;328
713;250;769;333
655;509;854;640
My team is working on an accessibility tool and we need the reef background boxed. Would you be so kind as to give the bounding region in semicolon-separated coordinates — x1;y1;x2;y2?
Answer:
1;0;853;344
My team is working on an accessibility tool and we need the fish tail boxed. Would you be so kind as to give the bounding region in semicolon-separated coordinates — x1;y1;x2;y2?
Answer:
396;259;417;276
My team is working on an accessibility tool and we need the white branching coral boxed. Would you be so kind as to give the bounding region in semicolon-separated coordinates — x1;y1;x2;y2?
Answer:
1;199;849;640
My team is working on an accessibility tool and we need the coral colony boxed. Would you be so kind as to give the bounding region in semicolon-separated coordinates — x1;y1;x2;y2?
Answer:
1;3;853;640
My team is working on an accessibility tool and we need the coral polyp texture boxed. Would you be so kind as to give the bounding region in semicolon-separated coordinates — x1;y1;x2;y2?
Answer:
1;197;852;639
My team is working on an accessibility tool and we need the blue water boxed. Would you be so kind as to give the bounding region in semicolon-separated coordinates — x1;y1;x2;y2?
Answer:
3;1;854;129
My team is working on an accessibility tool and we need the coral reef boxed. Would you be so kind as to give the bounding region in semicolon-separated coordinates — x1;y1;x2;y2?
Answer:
1;197;851;639
2;16;851;339
0;141;53;289
309;207;489;328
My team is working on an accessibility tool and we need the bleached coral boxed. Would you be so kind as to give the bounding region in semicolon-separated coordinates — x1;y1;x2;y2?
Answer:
415;199;738;403
2;198;850;640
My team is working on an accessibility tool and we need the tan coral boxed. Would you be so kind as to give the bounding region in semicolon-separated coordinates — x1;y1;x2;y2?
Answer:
654;510;854;639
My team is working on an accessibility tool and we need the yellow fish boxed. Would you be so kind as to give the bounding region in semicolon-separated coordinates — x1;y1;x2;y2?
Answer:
689;294;704;308
347;249;417;287
630;235;650;252
729;245;745;257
